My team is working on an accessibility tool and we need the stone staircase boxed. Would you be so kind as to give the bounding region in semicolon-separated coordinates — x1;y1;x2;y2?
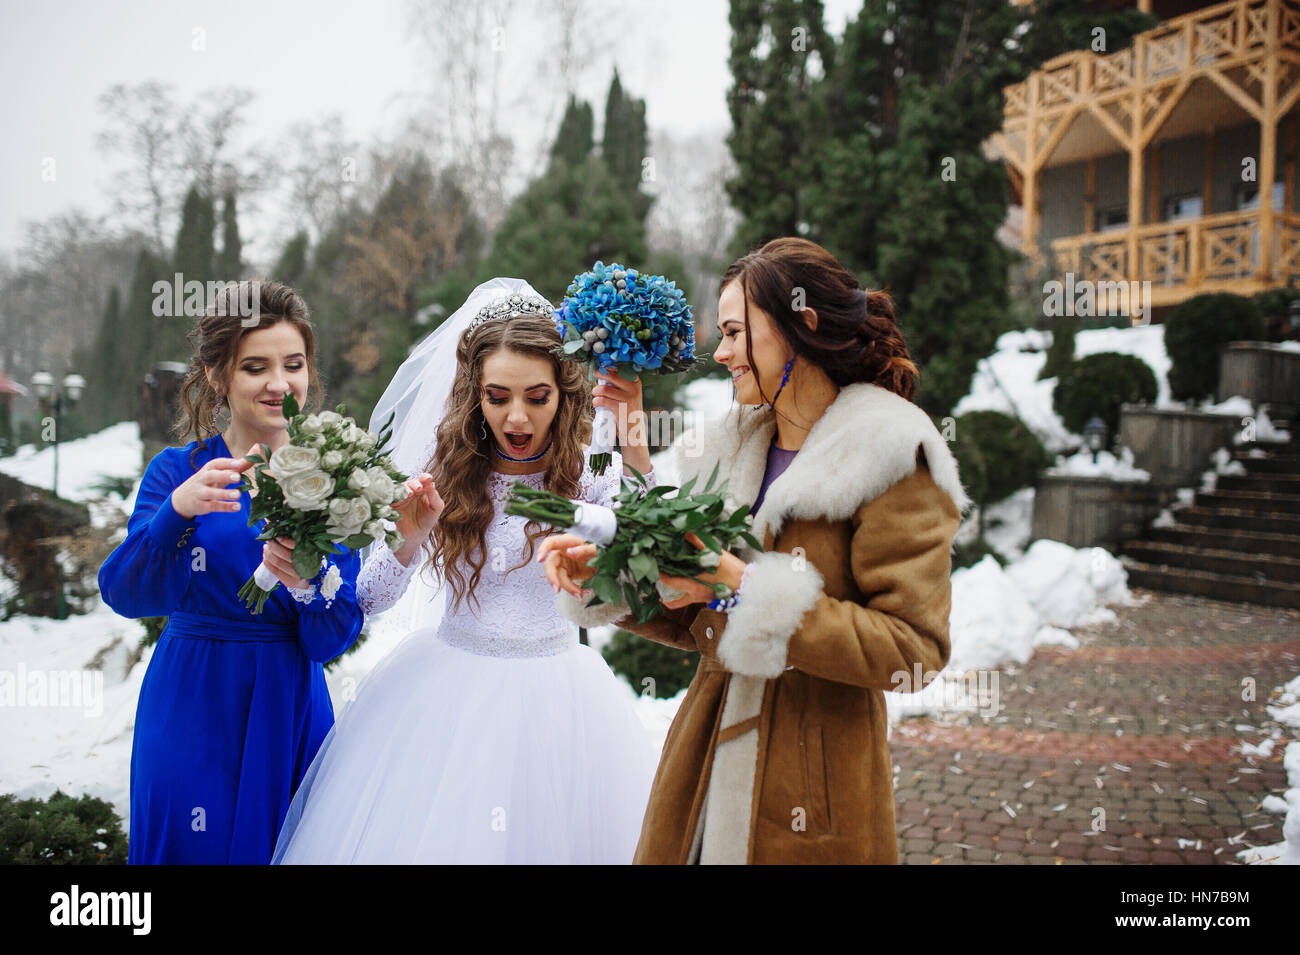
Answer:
1120;432;1300;609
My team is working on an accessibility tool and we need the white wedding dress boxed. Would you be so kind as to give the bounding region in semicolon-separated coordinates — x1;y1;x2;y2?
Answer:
272;455;659;864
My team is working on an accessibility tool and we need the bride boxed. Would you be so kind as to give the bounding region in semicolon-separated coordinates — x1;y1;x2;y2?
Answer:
271;277;659;864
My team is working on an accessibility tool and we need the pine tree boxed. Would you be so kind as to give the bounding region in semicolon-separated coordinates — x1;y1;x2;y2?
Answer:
214;191;243;280
725;0;1156;417
165;185;216;364
725;0;832;255
274;231;310;288
489;87;649;302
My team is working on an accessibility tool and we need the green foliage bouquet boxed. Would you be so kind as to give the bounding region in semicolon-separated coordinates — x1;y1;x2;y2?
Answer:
236;392;410;614
505;466;761;623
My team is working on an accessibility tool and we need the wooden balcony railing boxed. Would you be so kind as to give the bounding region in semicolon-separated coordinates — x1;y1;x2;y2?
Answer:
1003;0;1297;122
1050;209;1300;289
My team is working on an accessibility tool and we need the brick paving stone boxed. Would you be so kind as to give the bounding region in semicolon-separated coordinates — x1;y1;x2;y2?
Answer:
892;589;1299;865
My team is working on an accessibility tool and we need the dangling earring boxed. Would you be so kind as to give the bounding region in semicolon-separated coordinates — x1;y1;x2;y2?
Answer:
769;357;795;411
212;392;225;432
479;414;487;441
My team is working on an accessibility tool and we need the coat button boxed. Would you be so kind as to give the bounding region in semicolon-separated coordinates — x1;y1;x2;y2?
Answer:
705;626;714;640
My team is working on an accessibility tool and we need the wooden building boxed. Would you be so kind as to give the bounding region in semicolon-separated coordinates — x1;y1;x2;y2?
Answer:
991;0;1300;311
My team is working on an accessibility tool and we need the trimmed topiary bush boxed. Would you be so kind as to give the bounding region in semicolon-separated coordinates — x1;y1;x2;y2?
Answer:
0;790;128;864
601;628;699;699
1053;352;1158;441
952;410;1054;517
1164;292;1265;401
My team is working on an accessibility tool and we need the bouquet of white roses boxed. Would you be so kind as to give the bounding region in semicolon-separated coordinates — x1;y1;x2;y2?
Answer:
236;392;410;614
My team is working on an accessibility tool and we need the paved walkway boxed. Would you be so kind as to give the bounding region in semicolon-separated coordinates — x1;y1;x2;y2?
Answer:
891;589;1299;864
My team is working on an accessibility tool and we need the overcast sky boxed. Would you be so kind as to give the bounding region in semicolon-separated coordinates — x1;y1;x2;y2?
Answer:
0;0;858;263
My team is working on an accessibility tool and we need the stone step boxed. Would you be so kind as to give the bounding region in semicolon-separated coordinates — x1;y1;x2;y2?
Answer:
1195;488;1300;515
1146;522;1300;558
1121;558;1300;609
1121;539;1300;583
1232;449;1300;474
1175;505;1300;535
1215;472;1300;494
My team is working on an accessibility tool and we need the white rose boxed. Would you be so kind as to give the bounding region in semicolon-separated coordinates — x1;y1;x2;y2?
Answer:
280;468;333;511
318;411;344;428
299;414;324;434
378;505;399;520
269;444;321;479
363;519;386;542
327;497;371;539
360;467;394;505
341;424;367;446
319;564;342;601
357;431;376;451
322;450;345;470
347;469;371;496
390;482;410;503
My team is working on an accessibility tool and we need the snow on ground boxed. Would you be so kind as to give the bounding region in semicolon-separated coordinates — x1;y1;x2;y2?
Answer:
1237;737;1300;865
0;422;144;505
0;600;151;828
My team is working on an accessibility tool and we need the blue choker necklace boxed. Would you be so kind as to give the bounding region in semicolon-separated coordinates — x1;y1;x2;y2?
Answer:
493;438;553;463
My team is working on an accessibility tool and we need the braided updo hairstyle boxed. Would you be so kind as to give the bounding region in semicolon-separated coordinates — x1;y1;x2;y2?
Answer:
172;279;325;470
720;237;919;402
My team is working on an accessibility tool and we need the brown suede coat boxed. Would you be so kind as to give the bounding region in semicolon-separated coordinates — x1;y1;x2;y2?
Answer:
559;382;972;864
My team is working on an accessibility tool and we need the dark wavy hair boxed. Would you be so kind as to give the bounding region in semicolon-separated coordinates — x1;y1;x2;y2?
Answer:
422;312;592;614
173;279;324;470
720;237;919;404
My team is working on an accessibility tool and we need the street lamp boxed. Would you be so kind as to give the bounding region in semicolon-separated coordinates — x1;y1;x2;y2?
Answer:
30;369;85;498
1083;416;1108;465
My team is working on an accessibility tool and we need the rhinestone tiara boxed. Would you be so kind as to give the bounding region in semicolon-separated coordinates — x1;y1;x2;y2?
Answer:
467;292;554;332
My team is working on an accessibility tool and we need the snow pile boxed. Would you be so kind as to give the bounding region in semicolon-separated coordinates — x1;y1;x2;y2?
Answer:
1047;445;1150;481
945;541;1130;674
0;600;151;830
0;422;143;502
1268;674;1300;730
1237;739;1300;865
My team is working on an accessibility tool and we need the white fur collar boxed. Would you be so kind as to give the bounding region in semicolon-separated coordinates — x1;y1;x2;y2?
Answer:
674;382;972;553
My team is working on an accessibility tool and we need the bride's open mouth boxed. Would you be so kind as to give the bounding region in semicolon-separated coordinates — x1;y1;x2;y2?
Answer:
504;431;532;454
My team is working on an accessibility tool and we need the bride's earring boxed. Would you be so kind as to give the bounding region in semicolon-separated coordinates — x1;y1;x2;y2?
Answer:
213;392;225;432
479;414;487;441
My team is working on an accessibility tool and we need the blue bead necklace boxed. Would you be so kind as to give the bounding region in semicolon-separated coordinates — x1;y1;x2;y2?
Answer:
493;438;553;463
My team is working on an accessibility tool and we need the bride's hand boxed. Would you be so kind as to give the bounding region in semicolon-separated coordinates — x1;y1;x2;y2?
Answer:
537;532;598;598
392;473;444;540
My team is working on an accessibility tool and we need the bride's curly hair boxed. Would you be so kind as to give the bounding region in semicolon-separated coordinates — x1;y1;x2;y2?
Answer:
420;312;592;614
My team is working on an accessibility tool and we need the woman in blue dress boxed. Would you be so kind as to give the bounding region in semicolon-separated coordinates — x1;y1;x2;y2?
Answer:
98;280;364;864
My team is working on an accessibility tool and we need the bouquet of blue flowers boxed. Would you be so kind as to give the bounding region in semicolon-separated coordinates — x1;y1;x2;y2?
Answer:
552;261;697;475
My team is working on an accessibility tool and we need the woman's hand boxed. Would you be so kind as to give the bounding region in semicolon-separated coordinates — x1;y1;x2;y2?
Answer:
592;368;652;475
537;532;598;598
392;473;444;539
389;473;443;567
591;367;644;422
170;449;261;519
659;532;748;610
262;536;313;589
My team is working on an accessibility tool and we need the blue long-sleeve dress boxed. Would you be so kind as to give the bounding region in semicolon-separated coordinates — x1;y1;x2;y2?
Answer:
98;432;364;864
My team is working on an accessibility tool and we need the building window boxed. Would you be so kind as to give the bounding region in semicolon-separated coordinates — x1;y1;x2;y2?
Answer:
1235;182;1284;212
1098;207;1128;231
1162;193;1203;221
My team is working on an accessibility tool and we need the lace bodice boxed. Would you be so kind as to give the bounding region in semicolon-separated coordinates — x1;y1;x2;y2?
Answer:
356;454;653;656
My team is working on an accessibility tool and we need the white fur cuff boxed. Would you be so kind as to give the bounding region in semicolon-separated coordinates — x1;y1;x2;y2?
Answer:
716;551;824;678
555;589;630;628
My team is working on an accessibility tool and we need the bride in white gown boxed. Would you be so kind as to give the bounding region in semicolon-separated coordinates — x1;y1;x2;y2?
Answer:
272;278;659;864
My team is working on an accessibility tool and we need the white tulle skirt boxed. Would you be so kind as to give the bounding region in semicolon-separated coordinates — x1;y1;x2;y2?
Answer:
272;625;659;864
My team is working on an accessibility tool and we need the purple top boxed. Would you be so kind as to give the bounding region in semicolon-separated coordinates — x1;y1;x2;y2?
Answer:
751;440;798;516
